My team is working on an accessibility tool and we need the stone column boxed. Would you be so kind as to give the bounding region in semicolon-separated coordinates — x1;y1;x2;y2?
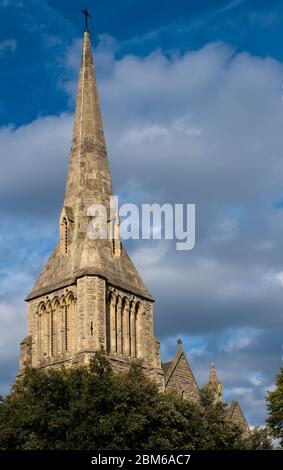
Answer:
72;297;77;354
63;303;68;353
43;307;48;359
37;310;42;365
123;298;130;357
68;297;74;353
135;303;143;359
110;295;117;353
130;302;136;358
50;309;54;357
116;297;122;355
58;304;64;357
53;301;60;357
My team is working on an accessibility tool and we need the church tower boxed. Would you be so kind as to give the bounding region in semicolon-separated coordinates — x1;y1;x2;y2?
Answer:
19;27;163;386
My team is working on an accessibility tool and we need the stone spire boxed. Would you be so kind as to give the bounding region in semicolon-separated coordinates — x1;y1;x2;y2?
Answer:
207;362;223;403
64;31;113;212
26;31;152;301
209;362;218;385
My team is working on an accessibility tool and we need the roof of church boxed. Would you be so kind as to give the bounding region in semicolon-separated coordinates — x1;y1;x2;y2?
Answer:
161;361;172;374
162;340;199;392
227;399;251;435
26;31;152;302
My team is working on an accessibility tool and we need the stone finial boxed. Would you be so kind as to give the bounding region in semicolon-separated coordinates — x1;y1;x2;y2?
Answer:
177;338;182;349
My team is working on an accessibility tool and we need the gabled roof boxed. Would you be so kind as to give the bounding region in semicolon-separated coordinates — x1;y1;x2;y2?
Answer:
227;399;251;435
162;361;172;375
162;339;199;401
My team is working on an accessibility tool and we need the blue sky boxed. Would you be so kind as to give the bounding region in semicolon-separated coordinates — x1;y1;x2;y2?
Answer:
2;0;283;125
1;0;283;427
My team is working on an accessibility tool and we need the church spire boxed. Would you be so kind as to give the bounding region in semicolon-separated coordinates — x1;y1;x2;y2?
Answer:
207;362;223;403
64;29;113;212
26;24;153;303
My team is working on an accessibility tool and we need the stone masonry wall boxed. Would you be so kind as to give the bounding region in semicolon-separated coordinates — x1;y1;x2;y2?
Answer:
166;354;200;402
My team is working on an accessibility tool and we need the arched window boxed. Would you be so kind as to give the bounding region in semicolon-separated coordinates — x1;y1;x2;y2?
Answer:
107;293;117;354
120;302;124;355
61;217;68;254
64;303;68;351
116;296;122;355
38;304;46;363
135;302;143;358
64;295;74;353
129;301;137;358
52;299;60;356
50;309;54;356
122;298;130;356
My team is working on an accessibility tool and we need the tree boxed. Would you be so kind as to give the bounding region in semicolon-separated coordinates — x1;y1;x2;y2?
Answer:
247;427;273;450
0;353;249;450
266;367;283;447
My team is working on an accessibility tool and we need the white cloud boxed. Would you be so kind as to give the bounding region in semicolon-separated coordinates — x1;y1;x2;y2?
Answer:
275;271;283;285
212;218;239;240
188;344;207;358
221;329;261;353
217;0;246;15
249;374;263;386
132;243;168;267
0;39;17;56
0;298;25;359
0;113;73;217
122;125;169;144
122;119;202;145
229;386;252;395
263;384;277;394
223;336;252;352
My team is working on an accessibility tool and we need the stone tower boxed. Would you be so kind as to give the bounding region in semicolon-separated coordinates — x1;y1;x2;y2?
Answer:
19;30;163;386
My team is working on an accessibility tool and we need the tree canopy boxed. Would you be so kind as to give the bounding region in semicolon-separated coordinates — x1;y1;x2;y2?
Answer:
0;353;268;450
267;367;283;448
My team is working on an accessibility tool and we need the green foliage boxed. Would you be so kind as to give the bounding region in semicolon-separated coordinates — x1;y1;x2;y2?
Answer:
246;427;273;450
266;367;283;447
0;353;249;450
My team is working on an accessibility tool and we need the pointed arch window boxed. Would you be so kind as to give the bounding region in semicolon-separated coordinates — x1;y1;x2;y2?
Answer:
38;305;45;362
52;300;60;357
63;295;74;353
50;309;54;356
64;304;68;351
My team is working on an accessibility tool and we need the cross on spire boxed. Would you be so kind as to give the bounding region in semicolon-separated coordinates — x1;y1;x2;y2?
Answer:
81;8;92;32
